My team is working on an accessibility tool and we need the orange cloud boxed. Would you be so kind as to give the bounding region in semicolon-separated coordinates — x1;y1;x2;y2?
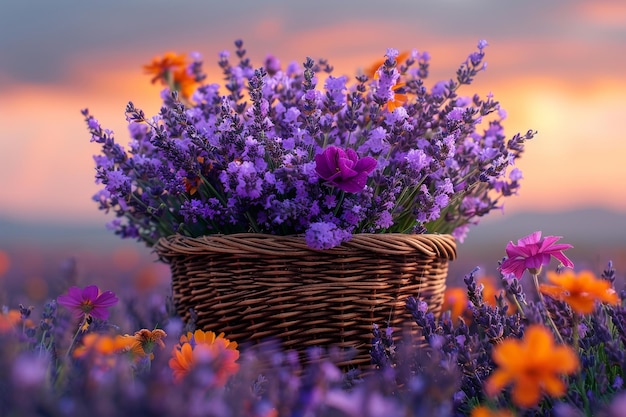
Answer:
1;31;625;225
573;1;626;27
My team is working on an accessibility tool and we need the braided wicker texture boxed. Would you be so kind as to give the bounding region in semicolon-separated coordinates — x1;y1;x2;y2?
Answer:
155;233;456;367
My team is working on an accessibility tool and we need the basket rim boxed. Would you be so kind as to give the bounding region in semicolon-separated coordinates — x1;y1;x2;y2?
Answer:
154;232;457;260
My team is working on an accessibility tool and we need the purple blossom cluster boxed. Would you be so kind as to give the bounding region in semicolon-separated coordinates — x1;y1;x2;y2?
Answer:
2;241;626;416
84;39;535;248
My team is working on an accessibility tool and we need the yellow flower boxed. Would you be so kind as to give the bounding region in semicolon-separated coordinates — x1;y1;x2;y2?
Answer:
169;330;239;385
539;270;620;314
485;324;579;408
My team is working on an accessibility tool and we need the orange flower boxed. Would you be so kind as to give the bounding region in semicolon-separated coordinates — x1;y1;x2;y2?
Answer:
115;334;144;356
116;328;167;361
73;333;123;358
443;287;470;322
134;328;167;354
143;51;187;83
72;333;130;370
365;51;410;112
485;324;579;408
365;50;411;79
480;277;516;315
0;309;26;333
386;83;408;112
169;342;195;382
539;270;620;314
169;330;239;385
470;405;516;417
143;51;197;100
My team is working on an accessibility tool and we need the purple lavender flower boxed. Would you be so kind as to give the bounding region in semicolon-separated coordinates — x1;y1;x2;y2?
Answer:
85;39;534;248
314;146;376;193
304;221;351;249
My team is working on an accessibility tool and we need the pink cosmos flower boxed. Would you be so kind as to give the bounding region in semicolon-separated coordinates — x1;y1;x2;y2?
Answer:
499;231;574;279
315;146;377;193
57;285;119;321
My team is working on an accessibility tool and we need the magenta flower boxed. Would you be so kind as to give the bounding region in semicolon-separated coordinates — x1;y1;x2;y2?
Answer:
499;231;574;279
57;285;119;320
314;146;377;193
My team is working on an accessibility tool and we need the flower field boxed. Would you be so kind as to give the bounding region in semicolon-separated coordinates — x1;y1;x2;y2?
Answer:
1;231;626;417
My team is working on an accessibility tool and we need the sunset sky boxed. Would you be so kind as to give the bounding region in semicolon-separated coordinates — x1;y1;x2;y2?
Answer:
1;0;626;227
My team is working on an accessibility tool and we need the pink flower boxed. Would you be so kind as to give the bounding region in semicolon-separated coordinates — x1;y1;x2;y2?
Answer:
314;146;377;193
57;285;119;321
499;231;574;279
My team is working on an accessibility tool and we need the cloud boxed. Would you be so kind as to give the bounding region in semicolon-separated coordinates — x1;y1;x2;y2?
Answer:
2;0;616;86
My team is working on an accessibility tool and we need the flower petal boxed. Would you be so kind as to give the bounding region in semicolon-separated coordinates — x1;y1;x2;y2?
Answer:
94;291;119;308
500;258;527;279
485;369;511;396
82;285;99;302
354;156;377;174
517;231;542;246
511;377;542;408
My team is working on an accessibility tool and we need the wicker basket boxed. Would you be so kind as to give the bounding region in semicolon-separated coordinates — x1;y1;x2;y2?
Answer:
154;233;456;367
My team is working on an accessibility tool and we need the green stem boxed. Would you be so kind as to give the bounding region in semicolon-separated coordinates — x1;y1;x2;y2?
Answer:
572;314;580;352
333;191;346;217
65;317;88;360
532;272;565;345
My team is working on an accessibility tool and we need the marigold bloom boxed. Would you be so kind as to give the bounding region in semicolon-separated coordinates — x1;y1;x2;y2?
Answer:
143;51;197;99
365;50;411;79
169;330;239;385
143;51;187;84
539;270;620;314
485;324;579;408
499;231;574;279
470;406;515;417
314;146;377;193
57;285;118;321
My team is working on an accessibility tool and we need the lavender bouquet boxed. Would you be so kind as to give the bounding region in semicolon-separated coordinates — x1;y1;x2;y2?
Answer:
84;40;534;249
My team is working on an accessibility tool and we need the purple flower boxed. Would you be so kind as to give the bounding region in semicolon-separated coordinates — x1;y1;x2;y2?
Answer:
314;146;376;193
499;231;574;278
304;222;351;250
264;54;281;75
85;40;535;249
57;285;118;320
324;75;348;109
406;149;431;172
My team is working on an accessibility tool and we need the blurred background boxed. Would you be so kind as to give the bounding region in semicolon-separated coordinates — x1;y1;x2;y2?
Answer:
1;0;625;305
